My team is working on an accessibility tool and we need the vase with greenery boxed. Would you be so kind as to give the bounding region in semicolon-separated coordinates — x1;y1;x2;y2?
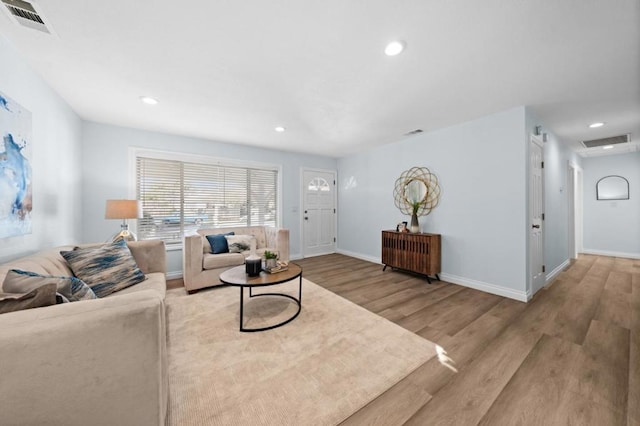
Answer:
410;202;421;233
264;250;278;270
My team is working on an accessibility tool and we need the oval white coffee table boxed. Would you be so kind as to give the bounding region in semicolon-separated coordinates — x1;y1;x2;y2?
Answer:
219;263;302;332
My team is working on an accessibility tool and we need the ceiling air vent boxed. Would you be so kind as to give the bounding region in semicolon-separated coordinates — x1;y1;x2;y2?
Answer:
404;129;423;136
1;0;51;33
582;134;630;149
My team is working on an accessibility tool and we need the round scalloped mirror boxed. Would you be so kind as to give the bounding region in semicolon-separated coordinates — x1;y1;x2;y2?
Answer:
405;179;427;205
393;167;441;232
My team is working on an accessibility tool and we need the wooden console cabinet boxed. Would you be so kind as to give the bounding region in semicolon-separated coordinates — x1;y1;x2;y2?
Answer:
381;230;441;283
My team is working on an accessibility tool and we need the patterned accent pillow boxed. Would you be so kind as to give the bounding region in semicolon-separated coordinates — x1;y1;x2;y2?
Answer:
0;283;58;314
3;269;97;302
225;235;255;253
60;239;146;298
206;232;235;254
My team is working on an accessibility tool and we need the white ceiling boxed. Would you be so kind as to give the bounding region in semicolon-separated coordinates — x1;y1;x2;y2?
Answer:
1;0;638;158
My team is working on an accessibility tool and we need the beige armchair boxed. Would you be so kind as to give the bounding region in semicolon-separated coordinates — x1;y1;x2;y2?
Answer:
183;226;289;293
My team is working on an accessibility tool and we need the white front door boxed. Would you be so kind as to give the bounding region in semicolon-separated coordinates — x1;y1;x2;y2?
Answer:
530;135;545;295
302;169;336;257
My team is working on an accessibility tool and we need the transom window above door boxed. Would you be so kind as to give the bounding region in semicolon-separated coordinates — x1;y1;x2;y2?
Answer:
308;177;330;192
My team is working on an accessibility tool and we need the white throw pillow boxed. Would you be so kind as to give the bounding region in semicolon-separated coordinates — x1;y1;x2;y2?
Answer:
225;235;255;253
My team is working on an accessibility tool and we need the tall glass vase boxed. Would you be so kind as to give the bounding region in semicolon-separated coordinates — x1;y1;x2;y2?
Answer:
410;213;420;233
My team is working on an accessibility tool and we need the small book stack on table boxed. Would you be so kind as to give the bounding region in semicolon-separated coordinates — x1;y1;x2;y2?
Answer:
264;265;288;274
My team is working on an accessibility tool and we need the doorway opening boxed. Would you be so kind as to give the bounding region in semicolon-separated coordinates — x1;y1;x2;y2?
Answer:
567;162;583;260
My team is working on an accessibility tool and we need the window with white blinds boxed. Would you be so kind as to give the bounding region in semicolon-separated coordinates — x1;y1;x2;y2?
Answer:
135;156;278;246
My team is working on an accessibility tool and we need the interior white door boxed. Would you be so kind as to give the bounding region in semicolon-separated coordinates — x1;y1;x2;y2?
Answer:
530;136;545;294
567;162;584;260
302;169;336;257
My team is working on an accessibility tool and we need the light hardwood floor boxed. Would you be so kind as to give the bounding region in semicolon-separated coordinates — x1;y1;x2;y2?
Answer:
169;253;640;425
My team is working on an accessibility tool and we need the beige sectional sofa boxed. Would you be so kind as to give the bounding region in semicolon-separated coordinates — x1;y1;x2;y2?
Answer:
0;240;168;426
183;226;289;293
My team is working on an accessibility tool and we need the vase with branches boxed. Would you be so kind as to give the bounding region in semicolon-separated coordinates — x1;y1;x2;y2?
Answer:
410;201;421;233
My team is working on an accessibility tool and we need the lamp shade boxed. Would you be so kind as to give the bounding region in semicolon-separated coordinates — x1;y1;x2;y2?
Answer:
105;200;142;219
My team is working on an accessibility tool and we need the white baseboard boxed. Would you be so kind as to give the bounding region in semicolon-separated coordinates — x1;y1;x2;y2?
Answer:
329;250;528;302
335;248;380;265
581;249;640;260
546;259;570;284
439;273;529;302
166;271;183;280
289;253;303;260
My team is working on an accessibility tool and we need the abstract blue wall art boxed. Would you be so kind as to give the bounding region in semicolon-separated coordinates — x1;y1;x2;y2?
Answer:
0;90;32;238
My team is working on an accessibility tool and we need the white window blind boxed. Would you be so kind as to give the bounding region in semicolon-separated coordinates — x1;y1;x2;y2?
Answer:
136;156;278;246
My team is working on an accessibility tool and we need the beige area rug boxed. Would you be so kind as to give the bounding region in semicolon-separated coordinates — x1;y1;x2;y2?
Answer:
165;278;437;425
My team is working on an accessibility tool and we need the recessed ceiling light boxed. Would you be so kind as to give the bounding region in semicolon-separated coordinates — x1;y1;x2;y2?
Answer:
602;145;614;150
140;96;158;105
384;41;406;56
274;126;286;132
589;122;605;128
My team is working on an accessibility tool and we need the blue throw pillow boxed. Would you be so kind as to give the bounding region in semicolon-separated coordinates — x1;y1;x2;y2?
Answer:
206;232;235;254
60;239;146;298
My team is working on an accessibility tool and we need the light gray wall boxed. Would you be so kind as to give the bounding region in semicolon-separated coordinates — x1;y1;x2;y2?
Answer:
524;108;582;281
1;31;588;294
582;152;640;257
0;37;82;262
80;122;337;275
337;107;529;300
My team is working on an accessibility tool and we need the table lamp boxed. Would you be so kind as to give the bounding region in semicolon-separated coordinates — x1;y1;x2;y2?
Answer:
105;199;142;242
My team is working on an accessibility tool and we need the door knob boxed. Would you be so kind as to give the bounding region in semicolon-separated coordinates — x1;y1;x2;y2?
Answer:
532;224;540;229
304;217;309;220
